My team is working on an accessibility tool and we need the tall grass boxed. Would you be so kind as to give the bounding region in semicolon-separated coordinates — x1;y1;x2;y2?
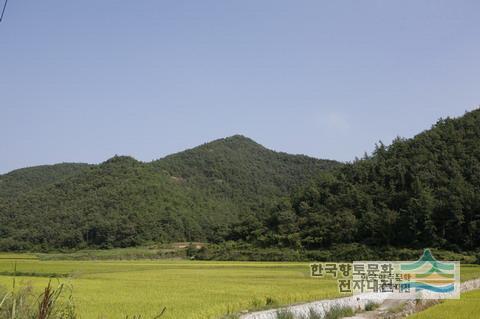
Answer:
0;281;76;319
364;301;380;311
275;310;295;319
274;307;342;319
0;262;75;319
0;280;167;319
324;306;354;319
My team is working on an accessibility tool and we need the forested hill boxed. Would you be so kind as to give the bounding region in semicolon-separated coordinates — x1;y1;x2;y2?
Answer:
0;135;339;250
232;109;480;253
0;163;91;200
3;108;479;254
153;135;338;213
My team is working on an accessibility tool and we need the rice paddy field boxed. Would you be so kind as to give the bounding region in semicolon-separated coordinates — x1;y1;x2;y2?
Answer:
410;289;480;319
0;255;340;319
402;264;480;319
0;253;478;319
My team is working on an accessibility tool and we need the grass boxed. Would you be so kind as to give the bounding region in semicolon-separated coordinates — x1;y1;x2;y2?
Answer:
274;308;324;319
305;309;322;319
0;254;340;319
324;306;354;319
456;264;480;282
0;252;477;319
398;264;480;319
364;301;380;311
386;301;406;314
36;246;184;261
0;254;38;260
275;310;295;319
0;279;78;319
410;289;480;319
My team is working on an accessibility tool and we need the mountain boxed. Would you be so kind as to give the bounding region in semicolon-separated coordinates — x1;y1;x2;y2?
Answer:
0;135;339;250
233;109;480;253
153;135;338;213
4;107;479;255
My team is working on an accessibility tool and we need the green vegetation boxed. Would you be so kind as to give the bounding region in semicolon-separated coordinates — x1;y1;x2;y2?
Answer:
1;109;480;261
0;256;341;319
305;309;322;319
0;280;77;319
458;264;480;281
36;245;186;261
232;109;480;255
0;163;91;200
364;301;380;311
191;242;477;263
410;289;480;319
323;306;354;319
274;309;324;319
275;310;295;319
0;254;476;318
0;135;338;251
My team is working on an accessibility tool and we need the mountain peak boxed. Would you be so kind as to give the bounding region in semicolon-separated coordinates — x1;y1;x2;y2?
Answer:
202;135;264;151
224;134;255;142
102;155;140;166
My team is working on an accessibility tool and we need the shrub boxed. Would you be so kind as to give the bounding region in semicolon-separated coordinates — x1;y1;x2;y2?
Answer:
306;308;322;319
265;296;278;307
324;306;354;319
365;301;380;311
275;310;295;319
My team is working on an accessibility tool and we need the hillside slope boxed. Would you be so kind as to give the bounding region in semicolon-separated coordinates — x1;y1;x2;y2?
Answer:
0;163;91;199
0;136;338;250
234;109;480;252
153;135;338;213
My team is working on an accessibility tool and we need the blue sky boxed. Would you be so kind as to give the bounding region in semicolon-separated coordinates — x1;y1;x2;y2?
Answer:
1;1;479;173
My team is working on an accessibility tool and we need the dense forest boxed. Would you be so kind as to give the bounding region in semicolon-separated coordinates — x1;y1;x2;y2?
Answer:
229;109;480;254
0;135;338;250
1;109;479;256
0;163;91;200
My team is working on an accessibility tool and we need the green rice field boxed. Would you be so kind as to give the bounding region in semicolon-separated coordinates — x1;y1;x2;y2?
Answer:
0;254;478;319
404;264;480;319
410;289;480;319
0;255;339;319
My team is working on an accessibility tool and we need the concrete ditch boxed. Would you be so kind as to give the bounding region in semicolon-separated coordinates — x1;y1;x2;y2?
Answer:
239;278;480;319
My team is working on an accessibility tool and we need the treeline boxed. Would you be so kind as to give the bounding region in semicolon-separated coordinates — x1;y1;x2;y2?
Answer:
189;242;478;263
228;109;480;253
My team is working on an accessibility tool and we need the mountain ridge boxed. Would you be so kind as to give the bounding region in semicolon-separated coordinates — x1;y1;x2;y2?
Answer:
0;135;339;250
2;108;479;254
